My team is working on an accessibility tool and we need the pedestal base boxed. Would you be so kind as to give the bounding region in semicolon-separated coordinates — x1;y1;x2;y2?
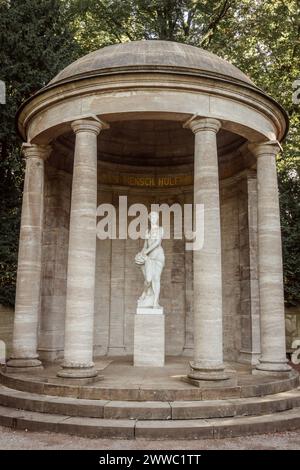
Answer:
252;368;294;378
182;362;237;387
134;308;165;367
56;375;101;385
254;359;291;375
183;373;237;388
6;357;43;373
57;363;98;379
238;350;261;366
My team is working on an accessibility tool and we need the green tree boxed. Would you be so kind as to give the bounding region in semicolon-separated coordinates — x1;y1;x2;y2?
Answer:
0;0;81;306
278;151;300;306
1;0;299;305
70;0;237;49
70;0;300;305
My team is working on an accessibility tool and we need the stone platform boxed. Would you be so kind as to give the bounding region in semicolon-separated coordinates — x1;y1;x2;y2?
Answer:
0;357;299;439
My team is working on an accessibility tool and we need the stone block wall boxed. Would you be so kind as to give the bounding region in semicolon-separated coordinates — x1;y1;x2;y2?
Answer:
236;173;261;364
92;172;252;359
94;187;190;356
220;179;241;361
38;164;71;361
37;165;259;362
286;307;300;350
0;304;14;359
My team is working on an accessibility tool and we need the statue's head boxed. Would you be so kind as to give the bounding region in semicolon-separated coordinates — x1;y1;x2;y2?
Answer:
149;211;159;225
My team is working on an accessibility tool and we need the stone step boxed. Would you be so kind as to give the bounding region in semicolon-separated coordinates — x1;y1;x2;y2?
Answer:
135;409;300;439
0;384;299;420
0;403;299;439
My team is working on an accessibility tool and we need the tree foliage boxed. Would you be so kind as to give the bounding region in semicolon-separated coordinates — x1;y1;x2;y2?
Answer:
278;150;300;306
0;0;81;305
0;0;299;305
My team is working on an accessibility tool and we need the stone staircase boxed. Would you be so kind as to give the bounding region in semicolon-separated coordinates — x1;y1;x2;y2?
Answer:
0;383;300;439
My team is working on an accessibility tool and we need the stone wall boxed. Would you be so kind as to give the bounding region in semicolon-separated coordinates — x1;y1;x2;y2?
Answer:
94;187;190;356
286;307;300;350
220;179;241;361
38;164;71;361
0;304;14;359
93;173;247;359
236;173;261;364
3;304;298;362
2;163;297;363
36;164;259;362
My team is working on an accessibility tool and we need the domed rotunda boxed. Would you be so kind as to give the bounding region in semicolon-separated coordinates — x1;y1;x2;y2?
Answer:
8;40;290;383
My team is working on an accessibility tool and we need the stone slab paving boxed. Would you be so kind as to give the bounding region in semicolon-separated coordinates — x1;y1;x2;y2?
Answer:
1;357;298;403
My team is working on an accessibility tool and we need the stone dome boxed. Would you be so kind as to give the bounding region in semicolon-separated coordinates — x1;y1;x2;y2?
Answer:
49;40;256;88
17;39;288;144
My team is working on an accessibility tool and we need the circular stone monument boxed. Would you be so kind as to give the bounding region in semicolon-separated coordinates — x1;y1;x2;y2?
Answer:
1;40;299;438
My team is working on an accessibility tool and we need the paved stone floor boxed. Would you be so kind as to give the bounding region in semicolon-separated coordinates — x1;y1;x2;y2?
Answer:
0;426;299;449
11;356;283;391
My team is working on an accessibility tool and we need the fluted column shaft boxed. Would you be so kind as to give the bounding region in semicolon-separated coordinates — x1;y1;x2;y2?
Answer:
185;117;228;381
7;143;51;370
57;118;105;378
250;142;290;373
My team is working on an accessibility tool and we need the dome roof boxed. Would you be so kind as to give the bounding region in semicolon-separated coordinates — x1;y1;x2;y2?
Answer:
49;40;255;88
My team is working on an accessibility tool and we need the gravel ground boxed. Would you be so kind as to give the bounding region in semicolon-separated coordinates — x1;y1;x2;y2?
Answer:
0;426;299;450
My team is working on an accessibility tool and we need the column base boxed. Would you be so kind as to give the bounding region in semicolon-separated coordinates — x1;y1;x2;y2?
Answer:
254;359;292;375
38;347;64;362
6;357;43;373
183;361;237;387
57;362;98;379
238;350;261;366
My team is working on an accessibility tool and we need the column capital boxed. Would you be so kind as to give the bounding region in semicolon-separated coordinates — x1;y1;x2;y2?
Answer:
248;140;282;158
183;116;221;134
22;143;52;161
71;117;109;135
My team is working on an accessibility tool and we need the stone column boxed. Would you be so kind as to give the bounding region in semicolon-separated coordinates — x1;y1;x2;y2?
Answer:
238;173;261;365
57;118;108;378
7;143;51;371
250;142;290;373
184;117;228;383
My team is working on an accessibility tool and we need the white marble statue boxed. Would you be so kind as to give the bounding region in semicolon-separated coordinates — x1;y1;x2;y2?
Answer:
135;211;165;308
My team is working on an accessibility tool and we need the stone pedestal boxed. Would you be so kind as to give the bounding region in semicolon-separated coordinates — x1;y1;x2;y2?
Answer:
134;308;165;367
